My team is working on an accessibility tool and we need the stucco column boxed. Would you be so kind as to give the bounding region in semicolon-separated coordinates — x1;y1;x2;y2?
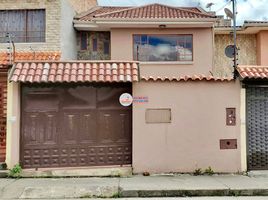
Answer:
240;87;247;172
6;82;20;168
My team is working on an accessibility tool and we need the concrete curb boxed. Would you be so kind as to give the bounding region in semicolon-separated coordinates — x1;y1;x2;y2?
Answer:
119;189;268;197
0;170;8;178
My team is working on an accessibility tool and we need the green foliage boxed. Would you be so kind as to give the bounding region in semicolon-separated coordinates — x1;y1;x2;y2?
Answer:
8;164;22;178
193;168;203;176
204;166;214;175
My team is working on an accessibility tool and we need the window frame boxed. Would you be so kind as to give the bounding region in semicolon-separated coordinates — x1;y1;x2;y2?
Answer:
132;34;194;62
0;9;46;43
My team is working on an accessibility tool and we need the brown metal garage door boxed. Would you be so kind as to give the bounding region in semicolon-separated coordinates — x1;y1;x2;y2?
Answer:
21;84;132;169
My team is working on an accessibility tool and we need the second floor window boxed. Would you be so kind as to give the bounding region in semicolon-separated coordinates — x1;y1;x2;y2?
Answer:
133;34;193;62
0;9;45;43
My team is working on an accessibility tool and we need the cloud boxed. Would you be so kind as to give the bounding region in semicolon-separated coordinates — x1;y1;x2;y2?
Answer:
97;0;268;24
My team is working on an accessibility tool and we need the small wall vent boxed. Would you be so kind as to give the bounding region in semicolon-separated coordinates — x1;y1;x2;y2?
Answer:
145;108;171;124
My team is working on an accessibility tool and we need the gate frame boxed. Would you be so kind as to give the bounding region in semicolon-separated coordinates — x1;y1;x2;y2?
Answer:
244;82;268;170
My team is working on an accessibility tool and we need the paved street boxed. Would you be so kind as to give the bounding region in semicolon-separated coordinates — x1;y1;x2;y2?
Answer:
0;174;268;199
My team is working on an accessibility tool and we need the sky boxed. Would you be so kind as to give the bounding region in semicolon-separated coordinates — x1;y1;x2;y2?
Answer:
97;0;268;25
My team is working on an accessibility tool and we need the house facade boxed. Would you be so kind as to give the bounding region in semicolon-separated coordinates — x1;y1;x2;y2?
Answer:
2;2;267;173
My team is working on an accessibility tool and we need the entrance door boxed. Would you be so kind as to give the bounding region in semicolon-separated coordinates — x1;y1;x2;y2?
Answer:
21;84;132;168
247;86;268;170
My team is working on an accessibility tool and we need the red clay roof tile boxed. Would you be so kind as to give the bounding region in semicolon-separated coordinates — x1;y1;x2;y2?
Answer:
10;61;139;83
78;3;215;21
237;65;268;79
141;75;233;82
0;51;61;66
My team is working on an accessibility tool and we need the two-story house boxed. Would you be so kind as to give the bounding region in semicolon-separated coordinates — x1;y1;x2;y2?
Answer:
5;3;250;174
0;0;97;167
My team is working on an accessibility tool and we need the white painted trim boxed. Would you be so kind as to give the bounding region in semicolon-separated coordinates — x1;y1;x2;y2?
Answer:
73;20;215;30
92;18;217;22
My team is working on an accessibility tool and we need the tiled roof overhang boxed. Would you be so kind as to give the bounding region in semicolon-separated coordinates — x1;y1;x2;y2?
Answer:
237;65;268;79
141;75;233;82
76;3;216;22
9;61;139;83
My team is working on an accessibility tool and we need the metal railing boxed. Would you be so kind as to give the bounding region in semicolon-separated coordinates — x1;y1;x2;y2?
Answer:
0;31;45;43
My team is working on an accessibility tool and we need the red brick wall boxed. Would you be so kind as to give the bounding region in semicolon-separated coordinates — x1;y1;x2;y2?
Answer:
0;75;7;163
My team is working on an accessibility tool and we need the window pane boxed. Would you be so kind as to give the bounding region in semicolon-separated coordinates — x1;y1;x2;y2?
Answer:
103;40;110;55
148;35;177;61
80;32;87;50
92;38;98;51
133;34;193;61
27;10;45;42
141;35;147;44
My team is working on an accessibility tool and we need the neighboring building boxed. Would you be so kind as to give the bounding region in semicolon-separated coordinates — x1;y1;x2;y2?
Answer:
215;20;268;171
0;0;97;166
214;20;268;77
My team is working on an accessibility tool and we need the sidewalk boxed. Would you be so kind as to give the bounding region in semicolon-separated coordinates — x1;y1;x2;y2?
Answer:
0;174;268;199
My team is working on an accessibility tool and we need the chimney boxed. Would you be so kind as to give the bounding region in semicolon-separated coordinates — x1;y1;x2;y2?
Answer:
69;0;98;14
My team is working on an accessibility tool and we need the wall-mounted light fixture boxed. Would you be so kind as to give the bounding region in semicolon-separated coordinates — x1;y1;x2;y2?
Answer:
159;24;166;29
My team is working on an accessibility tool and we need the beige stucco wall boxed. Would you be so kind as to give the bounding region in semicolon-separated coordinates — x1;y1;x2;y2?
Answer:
133;80;242;173
111;28;214;77
257;31;268;65
214;34;257;77
6;82;20;168
0;0;61;52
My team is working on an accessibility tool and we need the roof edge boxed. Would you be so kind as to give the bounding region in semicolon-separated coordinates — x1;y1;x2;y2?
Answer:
92;3;215;19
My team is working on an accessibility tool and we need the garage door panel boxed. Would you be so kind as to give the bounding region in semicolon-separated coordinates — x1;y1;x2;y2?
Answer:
24;112;58;146
62;111;80;144
98;110;118;143
23;112;43;146
117;111;132;143
43;112;58;145
21;85;132;168
97;109;132;143
79;111;97;144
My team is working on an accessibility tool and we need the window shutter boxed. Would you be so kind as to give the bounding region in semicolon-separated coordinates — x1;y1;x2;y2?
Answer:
27;10;45;42
8;10;26;42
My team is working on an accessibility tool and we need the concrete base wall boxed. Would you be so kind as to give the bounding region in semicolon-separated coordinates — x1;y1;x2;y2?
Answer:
132;80;242;173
